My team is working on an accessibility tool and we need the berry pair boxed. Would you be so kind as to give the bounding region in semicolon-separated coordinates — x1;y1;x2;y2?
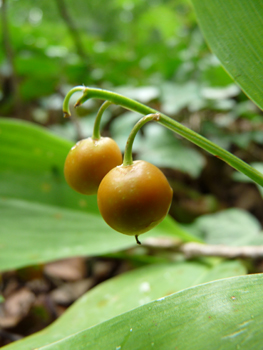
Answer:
64;122;172;243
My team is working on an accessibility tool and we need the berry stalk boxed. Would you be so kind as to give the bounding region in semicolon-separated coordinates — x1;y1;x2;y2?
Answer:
123;113;160;166
92;100;113;140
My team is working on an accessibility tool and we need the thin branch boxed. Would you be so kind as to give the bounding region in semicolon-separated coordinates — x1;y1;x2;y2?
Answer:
55;0;88;60
180;242;263;259
1;0;22;115
144;237;263;259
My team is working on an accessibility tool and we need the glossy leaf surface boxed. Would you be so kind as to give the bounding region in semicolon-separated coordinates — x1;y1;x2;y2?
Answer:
39;273;262;350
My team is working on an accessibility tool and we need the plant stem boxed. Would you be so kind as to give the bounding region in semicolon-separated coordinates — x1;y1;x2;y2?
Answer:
123;114;160;166
92;101;113;140
63;86;263;187
63;86;86;117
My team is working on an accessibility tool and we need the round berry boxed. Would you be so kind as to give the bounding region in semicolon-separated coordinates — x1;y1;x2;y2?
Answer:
97;160;173;236
64;137;122;195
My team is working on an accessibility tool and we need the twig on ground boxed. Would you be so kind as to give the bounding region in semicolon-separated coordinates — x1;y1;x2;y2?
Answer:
144;237;263;259
180;242;263;259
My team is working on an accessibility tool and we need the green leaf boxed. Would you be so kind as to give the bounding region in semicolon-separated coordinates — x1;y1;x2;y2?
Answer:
38;273;261;350
0;118;196;271
0;118;97;212
0;197;188;272
191;0;263;110
3;260;246;350
184;208;263;246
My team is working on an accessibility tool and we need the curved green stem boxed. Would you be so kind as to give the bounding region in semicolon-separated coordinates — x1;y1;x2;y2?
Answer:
63;86;263;187
92;100;113;140
123;113;160;166
63;86;86;117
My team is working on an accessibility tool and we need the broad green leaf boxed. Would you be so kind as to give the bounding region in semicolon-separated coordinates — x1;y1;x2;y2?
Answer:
0;197;129;271
0;118;196;271
0;118;98;213
183;208;263;246
3;260;246;350
0;197;190;272
39;273;261;350
191;0;263;110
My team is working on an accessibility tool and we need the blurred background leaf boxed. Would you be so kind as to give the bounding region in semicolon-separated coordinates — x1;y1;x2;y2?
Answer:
183;208;263;246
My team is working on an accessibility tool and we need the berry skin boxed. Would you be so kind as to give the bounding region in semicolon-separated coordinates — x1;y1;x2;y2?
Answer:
64;137;122;195
97;160;173;236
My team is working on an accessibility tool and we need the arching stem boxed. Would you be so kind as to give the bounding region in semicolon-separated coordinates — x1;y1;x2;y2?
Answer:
63;87;112;139
92;101;113;140
123;113;160;166
63;86;263;188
